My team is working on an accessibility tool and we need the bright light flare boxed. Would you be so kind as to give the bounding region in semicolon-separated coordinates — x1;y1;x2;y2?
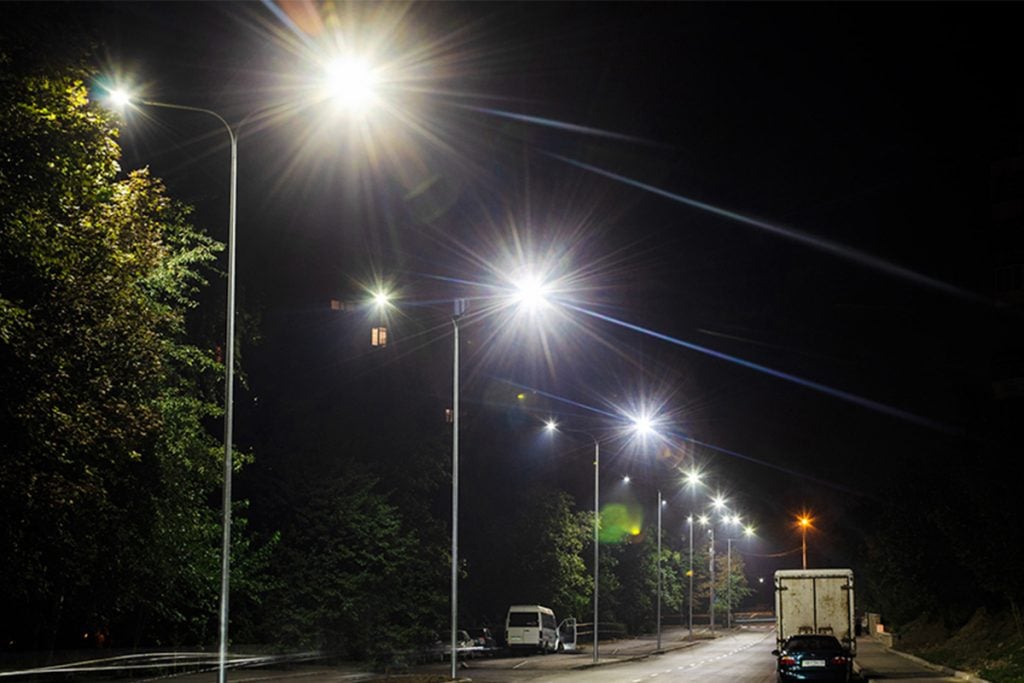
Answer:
631;415;655;435
510;274;553;311
371;290;392;308
797;514;813;529
544;419;558;432
711;495;728;510
108;88;133;107
683;468;704;487
743;524;756;537
323;57;378;112
698;514;709;525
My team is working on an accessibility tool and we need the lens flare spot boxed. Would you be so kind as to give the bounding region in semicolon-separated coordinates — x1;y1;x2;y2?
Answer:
599;503;644;544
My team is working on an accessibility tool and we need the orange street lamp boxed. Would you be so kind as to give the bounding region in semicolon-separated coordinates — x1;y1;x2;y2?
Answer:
797;514;813;569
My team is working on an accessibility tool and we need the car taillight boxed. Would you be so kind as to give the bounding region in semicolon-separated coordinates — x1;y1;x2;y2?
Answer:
779;656;797;666
831;656;848;665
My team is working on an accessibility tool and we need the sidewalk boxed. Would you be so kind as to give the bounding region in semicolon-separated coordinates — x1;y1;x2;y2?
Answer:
854;636;989;682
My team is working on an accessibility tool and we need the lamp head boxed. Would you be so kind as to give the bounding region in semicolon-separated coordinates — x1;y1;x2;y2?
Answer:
107;88;133;108
324;57;378;112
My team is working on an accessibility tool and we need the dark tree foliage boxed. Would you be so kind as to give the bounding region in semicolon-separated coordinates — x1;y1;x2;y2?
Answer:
499;487;592;623
258;464;444;660
610;527;685;634
0;30;271;649
858;436;1024;632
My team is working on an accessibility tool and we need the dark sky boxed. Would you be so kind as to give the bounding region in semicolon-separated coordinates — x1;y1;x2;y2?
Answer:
13;1;1023;599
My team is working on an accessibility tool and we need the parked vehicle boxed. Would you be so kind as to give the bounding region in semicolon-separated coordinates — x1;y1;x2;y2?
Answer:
774;568;856;655
505;604;559;653
466;627;497;653
434;629;479;660
772;634;854;682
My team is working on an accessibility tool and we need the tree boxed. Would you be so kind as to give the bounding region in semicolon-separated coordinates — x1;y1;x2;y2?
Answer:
0;33;270;649
613;526;684;635
503;488;592;621
714;551;752;618
259;466;442;659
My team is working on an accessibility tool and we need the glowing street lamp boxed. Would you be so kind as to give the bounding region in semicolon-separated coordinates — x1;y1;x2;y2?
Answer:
682;468;705;637
512;274;552;311
451;279;551;677
699;497;744;635
322;56;379;112
107;88;239;683
544;420;601;664
797;514;813;569
726;523;755;629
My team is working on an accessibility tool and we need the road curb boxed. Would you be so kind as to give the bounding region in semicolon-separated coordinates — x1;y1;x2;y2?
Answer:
885;646;989;683
857;643;990;683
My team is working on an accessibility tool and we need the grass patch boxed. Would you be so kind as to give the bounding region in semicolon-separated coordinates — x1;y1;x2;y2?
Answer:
899;608;1024;682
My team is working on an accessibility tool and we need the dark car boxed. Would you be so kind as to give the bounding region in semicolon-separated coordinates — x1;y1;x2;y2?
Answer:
772;635;854;682
466;627;497;652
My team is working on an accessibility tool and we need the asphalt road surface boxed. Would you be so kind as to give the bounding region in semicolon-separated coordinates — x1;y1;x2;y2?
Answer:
28;627;974;682
452;628;778;683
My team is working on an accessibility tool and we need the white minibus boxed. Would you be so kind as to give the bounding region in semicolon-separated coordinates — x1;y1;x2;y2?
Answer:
505;604;559;653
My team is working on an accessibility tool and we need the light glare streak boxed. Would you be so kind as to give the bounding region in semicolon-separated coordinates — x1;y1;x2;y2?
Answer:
456;104;656;144
547;153;989;305
497;377;867;496
564;302;959;434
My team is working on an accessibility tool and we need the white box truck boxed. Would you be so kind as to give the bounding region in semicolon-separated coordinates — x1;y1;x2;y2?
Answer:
774;568;856;654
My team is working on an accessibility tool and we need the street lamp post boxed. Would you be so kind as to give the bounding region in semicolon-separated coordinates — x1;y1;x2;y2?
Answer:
708;526;716;634
111;95;238;683
592;437;600;664
798;515;812;570
545;423;601;664
656;489;663;652
450;300;466;680
726;537;733;629
687;516;694;637
682;469;703;639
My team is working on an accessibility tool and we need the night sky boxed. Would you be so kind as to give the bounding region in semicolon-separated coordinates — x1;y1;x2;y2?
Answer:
14;1;1023;612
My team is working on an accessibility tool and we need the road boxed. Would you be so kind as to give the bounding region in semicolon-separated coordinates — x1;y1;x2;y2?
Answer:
446;628;778;683
11;627;977;682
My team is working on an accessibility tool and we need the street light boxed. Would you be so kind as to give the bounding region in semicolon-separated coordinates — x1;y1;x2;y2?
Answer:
682;468;704;638
699;497;736;635
726;524;754;630
623;415;668;652
445;276;558;677
621;474;667;649
108;89;238;683
798;514;813;570
450;298;467;680
656;489;666;652
322;56;378;112
707;524;716;634
544;420;601;664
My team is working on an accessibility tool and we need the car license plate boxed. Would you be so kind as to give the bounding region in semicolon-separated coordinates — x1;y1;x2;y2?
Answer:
802;659;826;667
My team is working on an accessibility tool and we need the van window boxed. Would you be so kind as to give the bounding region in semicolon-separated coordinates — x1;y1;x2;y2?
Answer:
508;612;539;627
542;613;555;629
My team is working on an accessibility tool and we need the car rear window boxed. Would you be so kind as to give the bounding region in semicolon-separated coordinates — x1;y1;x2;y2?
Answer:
508;612;539;627
786;636;842;651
